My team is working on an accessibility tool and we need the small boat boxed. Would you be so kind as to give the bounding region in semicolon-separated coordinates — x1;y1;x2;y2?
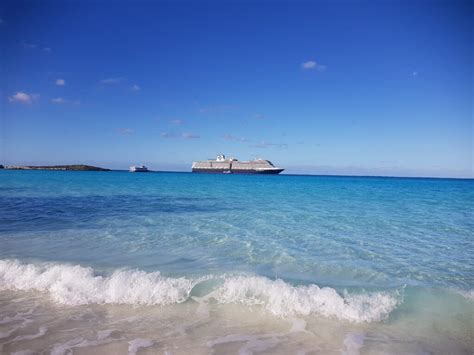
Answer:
129;165;149;172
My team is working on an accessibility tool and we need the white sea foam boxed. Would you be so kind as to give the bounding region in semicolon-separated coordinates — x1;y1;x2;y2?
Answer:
10;326;48;343
210;276;399;322
45;328;122;355
207;333;281;355
51;337;97;355
289;317;307;333
0;259;196;306
0;259;400;323
50;334;121;355
0;327;18;339
342;333;365;355
97;329;122;340
11;351;36;355
0;314;24;325
128;338;154;355
452;289;474;301
238;336;280;355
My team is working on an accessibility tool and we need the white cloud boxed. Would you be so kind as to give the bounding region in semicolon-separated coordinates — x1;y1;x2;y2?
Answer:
301;60;326;71
117;128;134;135
21;42;51;52
182;133;200;139
162;132;201;139
131;84;140;91
56;79;65;86
99;78;124;85
169;119;184;125
223;134;249;142
198;105;236;113
50;97;80;105
253;141;287;149
254;141;270;148
22;42;37;49
223;134;237;141
302;61;316;69
8;92;38;104
412;71;418;76
51;97;66;104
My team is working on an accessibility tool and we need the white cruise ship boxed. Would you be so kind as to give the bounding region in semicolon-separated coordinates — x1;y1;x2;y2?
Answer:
192;155;284;174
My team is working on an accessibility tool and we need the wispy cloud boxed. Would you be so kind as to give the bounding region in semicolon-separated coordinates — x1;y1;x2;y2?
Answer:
99;77;124;85
22;42;37;49
223;134;249;142
117;128;134;135
412;71;418;76
22;42;51;52
182;133;200;139
253;141;288;149
161;131;200;139
198;105;237;113
131;84;140;91
301;60;326;71
51;97;66;104
51;97;80;105
55;79;65;86
8;92;39;104
169;119;184;125
160;132;176;138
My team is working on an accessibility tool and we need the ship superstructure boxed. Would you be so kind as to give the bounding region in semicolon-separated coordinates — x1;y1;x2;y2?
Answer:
192;155;284;174
129;165;149;172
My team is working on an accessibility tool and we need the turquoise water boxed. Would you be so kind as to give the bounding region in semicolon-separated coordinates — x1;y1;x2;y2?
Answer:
0;170;473;353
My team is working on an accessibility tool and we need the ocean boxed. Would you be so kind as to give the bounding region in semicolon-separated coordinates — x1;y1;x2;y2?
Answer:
0;170;472;354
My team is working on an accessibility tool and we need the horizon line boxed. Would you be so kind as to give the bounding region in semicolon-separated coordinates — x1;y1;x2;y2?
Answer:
1;166;472;180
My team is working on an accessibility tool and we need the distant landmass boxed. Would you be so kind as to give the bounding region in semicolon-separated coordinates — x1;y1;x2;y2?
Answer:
3;165;110;171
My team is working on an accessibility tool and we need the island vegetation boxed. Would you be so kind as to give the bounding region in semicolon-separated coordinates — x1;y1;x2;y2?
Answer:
4;165;110;171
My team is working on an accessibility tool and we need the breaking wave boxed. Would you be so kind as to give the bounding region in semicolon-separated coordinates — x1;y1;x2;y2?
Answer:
208;275;400;322
451;288;474;302
0;259;401;323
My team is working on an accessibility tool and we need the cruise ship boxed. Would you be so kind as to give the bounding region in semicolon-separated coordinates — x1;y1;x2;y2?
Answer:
192;155;284;174
129;165;149;172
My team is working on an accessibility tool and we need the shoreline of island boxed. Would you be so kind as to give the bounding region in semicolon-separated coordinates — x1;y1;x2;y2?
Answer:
1;164;110;171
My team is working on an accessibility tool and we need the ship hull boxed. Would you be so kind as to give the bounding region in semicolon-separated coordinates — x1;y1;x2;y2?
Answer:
192;168;284;174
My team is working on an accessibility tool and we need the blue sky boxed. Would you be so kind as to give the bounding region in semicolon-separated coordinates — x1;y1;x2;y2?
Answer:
1;0;472;177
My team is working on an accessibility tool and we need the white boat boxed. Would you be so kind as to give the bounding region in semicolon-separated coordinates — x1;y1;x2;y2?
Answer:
129;165;149;172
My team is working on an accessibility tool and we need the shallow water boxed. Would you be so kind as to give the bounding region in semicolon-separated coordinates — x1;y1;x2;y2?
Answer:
0;170;473;354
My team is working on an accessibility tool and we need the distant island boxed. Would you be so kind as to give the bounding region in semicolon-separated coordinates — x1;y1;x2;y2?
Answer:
3;165;110;171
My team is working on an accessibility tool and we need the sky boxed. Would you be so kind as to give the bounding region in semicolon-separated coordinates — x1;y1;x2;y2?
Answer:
1;0;472;177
